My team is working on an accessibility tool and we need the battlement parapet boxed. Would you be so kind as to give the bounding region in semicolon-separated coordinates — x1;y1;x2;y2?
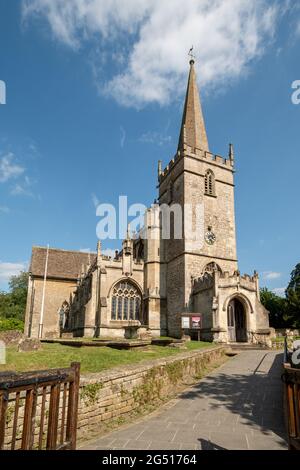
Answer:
159;146;234;183
101;256;143;267
219;271;258;283
192;273;214;292
192;270;259;294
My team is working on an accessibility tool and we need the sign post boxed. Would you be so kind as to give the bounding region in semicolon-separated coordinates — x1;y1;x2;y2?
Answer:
181;314;202;341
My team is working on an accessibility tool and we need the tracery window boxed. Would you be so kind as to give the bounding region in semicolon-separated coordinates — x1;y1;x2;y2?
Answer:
204;170;216;196
59;301;70;330
111;281;142;321
202;262;222;276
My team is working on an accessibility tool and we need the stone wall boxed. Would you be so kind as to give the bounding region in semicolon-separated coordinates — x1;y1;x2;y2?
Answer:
0;330;24;345
25;277;78;338
77;345;226;442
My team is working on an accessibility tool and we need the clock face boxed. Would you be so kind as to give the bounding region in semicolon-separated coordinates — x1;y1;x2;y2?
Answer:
205;231;216;245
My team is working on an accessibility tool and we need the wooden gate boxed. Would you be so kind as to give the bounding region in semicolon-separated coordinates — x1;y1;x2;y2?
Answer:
0;362;80;451
283;362;300;450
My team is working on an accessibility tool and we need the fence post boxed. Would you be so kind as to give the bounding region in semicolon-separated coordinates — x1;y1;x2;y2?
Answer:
284;336;288;364
0;391;8;450
66;362;81;450
21;388;38;450
46;383;61;450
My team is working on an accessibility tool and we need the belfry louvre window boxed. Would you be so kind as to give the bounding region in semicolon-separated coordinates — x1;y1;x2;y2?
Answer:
205;170;216;196
111;281;142;321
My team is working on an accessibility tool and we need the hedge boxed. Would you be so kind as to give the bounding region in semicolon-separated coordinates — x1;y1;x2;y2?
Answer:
0;318;24;331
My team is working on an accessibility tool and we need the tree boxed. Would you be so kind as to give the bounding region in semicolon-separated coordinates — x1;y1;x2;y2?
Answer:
286;263;300;328
260;288;288;328
0;272;29;321
9;271;29;292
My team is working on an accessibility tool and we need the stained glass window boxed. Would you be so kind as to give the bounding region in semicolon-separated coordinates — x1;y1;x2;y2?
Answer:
111;281;142;321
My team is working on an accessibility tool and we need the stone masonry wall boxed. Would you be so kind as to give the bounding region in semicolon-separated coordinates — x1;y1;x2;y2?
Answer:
77;345;226;442
25;277;78;339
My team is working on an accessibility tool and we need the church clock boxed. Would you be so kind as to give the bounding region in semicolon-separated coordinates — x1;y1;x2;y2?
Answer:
205;229;216;245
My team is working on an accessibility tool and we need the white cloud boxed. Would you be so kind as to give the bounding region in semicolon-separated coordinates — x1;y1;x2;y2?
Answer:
79;248;92;253
0;262;27;283
139;131;172;147
22;0;282;108
272;287;286;297
10;176;34;197
22;0;151;49
263;271;282;280
0;206;10;214
120;126;126;148
0;153;25;183
0;150;36;197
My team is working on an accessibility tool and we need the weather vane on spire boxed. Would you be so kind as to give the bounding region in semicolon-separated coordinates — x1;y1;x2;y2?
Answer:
188;46;195;62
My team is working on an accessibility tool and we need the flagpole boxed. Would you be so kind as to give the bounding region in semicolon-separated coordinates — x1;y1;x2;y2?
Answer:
38;244;49;339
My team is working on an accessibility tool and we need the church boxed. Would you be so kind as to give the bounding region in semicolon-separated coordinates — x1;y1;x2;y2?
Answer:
24;59;271;345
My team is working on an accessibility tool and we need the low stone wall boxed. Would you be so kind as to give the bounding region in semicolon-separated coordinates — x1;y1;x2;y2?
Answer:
78;345;227;442
0;330;24;345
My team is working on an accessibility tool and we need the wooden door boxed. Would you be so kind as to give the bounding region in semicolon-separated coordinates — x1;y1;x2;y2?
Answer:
227;303;236;342
235;301;247;343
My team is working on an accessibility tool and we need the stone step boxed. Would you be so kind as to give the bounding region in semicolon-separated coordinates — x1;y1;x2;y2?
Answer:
229;343;269;351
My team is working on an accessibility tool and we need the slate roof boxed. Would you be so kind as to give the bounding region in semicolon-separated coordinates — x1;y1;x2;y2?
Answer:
30;246;97;281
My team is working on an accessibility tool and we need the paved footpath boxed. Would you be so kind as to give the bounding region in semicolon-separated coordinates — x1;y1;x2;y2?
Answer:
81;351;288;450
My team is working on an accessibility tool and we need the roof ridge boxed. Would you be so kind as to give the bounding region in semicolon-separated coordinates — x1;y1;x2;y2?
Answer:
32;246;97;255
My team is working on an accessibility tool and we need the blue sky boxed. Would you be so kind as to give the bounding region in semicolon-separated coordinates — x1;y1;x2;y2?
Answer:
0;0;299;293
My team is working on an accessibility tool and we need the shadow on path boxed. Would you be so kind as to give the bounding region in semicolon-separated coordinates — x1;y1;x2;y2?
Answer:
80;351;287;450
199;439;226;450
179;352;285;438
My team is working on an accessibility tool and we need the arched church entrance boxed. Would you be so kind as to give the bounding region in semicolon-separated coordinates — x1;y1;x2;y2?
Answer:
227;298;247;343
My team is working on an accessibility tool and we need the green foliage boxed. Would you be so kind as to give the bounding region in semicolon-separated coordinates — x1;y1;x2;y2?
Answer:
81;382;104;405
0;272;28;321
0;317;24;331
287;264;300;291
285;263;300;328
260;288;288;328
9;272;29;292
261;263;300;329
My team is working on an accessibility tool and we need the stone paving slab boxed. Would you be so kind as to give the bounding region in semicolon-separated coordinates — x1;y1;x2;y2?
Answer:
80;351;288;451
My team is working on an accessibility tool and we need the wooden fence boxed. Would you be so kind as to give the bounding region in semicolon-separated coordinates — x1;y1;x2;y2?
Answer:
0;362;80;451
283;361;300;450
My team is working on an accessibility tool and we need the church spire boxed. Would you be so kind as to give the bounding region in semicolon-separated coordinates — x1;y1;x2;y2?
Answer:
178;59;209;152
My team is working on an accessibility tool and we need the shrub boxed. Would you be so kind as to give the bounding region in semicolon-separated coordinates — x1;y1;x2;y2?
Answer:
0;318;24;331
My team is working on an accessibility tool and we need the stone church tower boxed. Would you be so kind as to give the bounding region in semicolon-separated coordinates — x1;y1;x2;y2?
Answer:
146;59;270;343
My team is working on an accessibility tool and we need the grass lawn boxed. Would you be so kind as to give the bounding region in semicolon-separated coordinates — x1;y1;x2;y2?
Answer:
0;341;213;374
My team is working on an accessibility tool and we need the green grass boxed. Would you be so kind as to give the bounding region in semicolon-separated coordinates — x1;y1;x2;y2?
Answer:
0;341;213;374
272;336;300;343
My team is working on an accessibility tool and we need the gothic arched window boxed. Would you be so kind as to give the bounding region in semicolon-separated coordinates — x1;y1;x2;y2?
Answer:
59;301;70;330
111;281;142;321
204;170;216;197
202;262;222;276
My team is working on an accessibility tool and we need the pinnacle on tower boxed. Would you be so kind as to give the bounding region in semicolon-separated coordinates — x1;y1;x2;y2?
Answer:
158;160;162;179
229;143;234;163
178;59;209;152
